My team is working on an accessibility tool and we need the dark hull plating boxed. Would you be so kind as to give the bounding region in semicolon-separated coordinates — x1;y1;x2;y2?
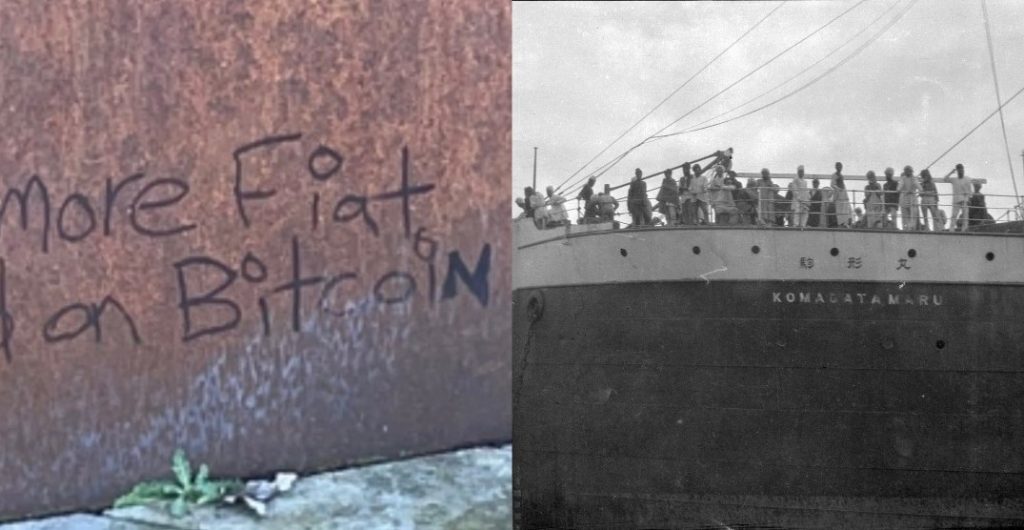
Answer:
513;280;1024;528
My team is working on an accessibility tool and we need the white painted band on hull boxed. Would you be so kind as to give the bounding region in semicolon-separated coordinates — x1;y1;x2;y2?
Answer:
513;219;1024;289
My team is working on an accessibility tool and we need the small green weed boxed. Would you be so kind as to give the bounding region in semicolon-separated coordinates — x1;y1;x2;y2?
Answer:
114;449;242;517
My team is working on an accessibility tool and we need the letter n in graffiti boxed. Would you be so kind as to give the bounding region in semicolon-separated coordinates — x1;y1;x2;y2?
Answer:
441;243;491;307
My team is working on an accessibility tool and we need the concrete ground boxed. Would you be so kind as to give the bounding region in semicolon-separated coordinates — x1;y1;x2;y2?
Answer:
2;445;511;530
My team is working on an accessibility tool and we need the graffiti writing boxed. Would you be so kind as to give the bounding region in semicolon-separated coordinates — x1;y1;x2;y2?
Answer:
0;134;492;362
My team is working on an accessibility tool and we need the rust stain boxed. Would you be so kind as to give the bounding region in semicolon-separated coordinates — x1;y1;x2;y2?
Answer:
0;0;510;518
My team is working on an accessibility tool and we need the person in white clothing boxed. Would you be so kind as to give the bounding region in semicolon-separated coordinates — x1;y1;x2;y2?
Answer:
707;165;739;224
831;163;852;227
897;165;921;230
690;164;710;224
788;165;810;227
545;186;568;227
943;163;974;231
757;168;778;225
528;186;548;229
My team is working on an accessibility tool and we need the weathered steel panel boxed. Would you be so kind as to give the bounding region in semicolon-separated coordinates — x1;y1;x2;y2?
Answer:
0;0;510;518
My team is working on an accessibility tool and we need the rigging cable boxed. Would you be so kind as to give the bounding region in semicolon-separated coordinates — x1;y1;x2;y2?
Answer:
980;0;1020;204
679;0;903;135
641;0;868;142
561;0;868;197
923;81;1024;170
552;1;788;195
655;0;919;139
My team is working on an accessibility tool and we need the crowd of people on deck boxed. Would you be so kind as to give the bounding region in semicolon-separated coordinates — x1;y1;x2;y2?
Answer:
517;150;996;231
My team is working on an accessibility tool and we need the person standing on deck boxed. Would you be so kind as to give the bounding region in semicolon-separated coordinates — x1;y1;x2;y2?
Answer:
523;187;536;219
735;178;758;224
820;181;837;227
724;171;742;197
577;177;597;222
788;165;810;227
807;178;822;227
968;181;993;227
778;188;793;227
944;163;974;231
690;163;710;224
655;169;680;225
725;170;747;223
832;163;852;227
577;177;596;206
582;192;601;223
757;168;778;225
595;183;619;222
528;186;548;229
863;171;884;229
708;165;739;224
515;197;530;220
733;180;757;225
897;165;921;230
918;169;940;230
679;162;695;225
627;168;652;227
881;168;899;229
852;207;866;228
545;186;569;227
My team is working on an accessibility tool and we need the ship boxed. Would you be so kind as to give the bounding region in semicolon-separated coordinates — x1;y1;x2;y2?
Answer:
512;3;1024;524
513;201;1024;528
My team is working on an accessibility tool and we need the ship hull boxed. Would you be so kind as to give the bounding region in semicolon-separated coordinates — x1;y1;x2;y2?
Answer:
513;278;1024;528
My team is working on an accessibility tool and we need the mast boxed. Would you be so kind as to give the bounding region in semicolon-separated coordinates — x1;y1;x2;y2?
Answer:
981;0;1021;205
532;147;538;190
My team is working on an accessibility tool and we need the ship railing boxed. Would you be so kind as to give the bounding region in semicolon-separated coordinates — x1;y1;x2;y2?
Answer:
557;153;1023;230
603;190;1024;231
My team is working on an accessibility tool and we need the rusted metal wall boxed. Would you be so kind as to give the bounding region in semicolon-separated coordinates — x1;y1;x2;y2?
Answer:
0;0;510;519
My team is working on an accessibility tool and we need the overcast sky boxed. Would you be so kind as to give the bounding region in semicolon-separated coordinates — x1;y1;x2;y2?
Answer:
513;0;1024;216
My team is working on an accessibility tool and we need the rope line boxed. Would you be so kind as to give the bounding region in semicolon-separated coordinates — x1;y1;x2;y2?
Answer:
644;0;868;141
563;0;868;196
656;0;918;139
925;81;1024;170
680;0;903;135
552;1;787;194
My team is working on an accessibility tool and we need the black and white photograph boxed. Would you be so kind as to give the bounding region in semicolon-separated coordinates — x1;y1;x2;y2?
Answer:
513;1;1024;528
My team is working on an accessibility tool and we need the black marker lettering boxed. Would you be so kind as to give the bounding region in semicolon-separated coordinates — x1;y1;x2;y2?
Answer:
442;243;491;307
130;178;196;237
258;298;271;336
104;173;144;236
332;195;379;236
57;193;98;243
271;237;325;332
311;192;320;231
174;256;240;342
372;147;434;238
0;175;51;253
91;296;142;344
43;303;92;343
0;260;15;362
307;145;343;181
233;133;302;227
414;227;438;304
374;271;416;305
240;252;268;283
319;272;358;317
